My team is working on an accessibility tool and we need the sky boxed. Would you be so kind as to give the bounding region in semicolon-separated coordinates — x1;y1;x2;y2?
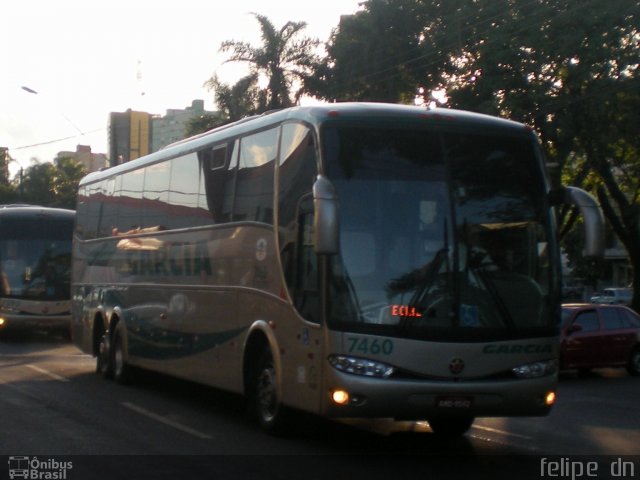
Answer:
0;0;364;178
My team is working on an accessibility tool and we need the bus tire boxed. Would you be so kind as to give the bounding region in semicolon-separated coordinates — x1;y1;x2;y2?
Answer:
428;417;474;437
112;323;132;384
251;349;288;435
97;332;113;379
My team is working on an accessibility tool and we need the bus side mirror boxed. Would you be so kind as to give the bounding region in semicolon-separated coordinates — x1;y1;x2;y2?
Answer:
552;186;605;258
313;175;339;255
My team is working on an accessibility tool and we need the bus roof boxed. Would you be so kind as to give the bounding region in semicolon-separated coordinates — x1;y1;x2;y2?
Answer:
81;102;532;186
0;205;75;218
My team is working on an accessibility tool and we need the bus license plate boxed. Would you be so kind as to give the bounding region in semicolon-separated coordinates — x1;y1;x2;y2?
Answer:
436;396;473;409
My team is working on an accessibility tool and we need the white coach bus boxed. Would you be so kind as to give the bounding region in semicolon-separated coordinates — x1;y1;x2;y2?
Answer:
71;103;603;436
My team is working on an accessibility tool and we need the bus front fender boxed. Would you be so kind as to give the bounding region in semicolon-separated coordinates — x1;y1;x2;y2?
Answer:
243;320;282;396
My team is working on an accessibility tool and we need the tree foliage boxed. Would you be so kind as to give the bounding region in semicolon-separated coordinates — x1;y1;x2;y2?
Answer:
216;13;320;112
309;0;426;102
191;73;266;136
204;73;265;122
7;157;86;210
17;162;56;207
50;157;87;209
185;112;229;137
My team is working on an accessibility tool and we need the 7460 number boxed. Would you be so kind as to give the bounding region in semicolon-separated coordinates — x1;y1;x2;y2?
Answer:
347;337;393;355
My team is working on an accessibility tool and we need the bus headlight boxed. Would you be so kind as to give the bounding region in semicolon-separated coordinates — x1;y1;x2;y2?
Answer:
328;355;395;378
512;359;558;379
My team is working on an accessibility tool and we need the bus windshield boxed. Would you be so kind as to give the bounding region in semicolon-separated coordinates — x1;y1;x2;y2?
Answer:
0;216;73;301
324;124;558;342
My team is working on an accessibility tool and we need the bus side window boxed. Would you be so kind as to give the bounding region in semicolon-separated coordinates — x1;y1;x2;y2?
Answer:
235;128;278;223
167;153;205;229
99;177;119;238
77;185;97;240
278;123;320;322
142;161;171;229
116;167;145;233
200;142;234;223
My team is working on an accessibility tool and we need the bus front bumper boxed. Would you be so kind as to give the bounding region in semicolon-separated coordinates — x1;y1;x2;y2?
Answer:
321;370;556;420
0;313;71;333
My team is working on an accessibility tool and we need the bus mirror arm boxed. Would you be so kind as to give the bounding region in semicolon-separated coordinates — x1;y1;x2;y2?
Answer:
560;186;606;258
313;175;339;255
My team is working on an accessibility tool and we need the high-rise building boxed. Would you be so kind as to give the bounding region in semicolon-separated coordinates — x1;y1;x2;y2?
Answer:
109;100;215;167
151;100;209;152
108;110;152;166
56;145;108;173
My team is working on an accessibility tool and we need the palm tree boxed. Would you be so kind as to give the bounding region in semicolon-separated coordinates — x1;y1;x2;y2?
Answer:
218;13;320;111
204;73;264;122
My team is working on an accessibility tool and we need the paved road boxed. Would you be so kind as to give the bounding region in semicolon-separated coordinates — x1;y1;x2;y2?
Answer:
1;332;638;479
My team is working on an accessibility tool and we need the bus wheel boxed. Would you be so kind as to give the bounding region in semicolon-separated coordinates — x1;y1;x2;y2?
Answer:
112;324;132;384
428;417;474;437
97;333;113;379
252;349;288;434
627;348;640;376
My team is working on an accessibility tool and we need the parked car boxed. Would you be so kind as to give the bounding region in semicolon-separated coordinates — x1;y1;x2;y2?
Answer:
590;287;633;305
560;303;640;375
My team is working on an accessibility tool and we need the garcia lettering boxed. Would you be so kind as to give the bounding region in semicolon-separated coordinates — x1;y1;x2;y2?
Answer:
125;240;212;277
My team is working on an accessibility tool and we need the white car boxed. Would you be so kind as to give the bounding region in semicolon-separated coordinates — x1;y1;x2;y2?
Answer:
590;287;633;305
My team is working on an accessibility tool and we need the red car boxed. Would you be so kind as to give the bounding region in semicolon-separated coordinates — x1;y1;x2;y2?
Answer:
560;303;640;375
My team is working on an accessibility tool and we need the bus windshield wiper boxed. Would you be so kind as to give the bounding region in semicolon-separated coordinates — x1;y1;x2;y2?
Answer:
385;248;447;296
465;250;516;331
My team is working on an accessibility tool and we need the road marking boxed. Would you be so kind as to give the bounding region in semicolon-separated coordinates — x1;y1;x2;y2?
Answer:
121;401;212;440
25;364;70;383
471;424;533;440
